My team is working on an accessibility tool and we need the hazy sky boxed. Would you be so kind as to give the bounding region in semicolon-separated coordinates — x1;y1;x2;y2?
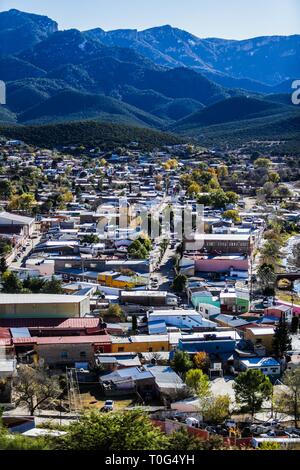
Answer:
0;0;299;39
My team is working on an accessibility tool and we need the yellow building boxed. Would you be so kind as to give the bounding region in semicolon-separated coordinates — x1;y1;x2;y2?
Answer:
244;327;275;354
111;334;170;353
97;271;136;289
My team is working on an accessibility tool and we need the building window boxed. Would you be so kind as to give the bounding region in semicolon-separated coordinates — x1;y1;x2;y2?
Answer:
118;347;124;352
149;347;153;352
61;351;68;359
80;351;86;358
161;347;165;351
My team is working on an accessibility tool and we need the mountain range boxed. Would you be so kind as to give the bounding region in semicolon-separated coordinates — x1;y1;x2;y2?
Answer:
0;8;299;148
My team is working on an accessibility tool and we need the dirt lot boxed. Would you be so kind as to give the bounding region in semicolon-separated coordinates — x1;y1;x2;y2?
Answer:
79;384;135;411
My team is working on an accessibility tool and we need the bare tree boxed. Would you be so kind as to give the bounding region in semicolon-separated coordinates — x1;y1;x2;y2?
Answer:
13;365;62;416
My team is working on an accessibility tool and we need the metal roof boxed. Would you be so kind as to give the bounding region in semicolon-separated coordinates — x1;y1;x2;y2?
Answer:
0;294;88;304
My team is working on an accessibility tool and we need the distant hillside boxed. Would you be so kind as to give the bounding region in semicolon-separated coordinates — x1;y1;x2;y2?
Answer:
173;96;292;131
18;90;166;128
0;120;182;150
180;112;300;155
154;98;204;121
0;56;46;82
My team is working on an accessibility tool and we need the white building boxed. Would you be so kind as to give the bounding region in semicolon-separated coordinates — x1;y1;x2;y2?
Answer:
148;309;216;329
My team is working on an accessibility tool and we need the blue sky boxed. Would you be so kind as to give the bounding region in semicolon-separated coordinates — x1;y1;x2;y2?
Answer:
0;0;299;39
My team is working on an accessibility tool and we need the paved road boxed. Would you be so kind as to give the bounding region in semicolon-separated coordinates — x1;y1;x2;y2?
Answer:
9;233;42;269
150;242;178;291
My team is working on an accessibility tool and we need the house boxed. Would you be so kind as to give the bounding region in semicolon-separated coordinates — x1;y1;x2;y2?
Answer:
95;352;141;370
0;211;35;237
120;290;178;307
239;357;281;377
177;331;240;368
220;288;250;314
264;305;294;323
213;314;251;330
184;234;254;255
0;293;90;318
192;255;249;277
244;327;275;354
147;309;216;330
99;365;185;399
111;334;170;354
35;334;112;366
0;317;107;337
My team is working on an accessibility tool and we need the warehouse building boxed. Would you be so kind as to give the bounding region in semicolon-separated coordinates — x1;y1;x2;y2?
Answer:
0;293;90;318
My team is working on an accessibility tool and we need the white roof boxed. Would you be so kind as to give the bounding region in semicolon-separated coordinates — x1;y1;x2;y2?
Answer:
0;211;34;225
112;334;169;344
0;294;87;304
192;234;251;241
149;309;200;317
247;327;275;335
182;330;241;341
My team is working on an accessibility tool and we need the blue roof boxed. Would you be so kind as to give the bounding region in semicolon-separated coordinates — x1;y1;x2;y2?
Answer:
10;328;31;338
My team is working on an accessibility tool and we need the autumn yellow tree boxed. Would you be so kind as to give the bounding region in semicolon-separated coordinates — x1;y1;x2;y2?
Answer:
193;352;210;371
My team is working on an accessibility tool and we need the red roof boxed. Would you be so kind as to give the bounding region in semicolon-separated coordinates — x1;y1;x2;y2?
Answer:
36;335;111;345
0;327;11;339
0;338;12;346
13;337;37;344
0;318;101;329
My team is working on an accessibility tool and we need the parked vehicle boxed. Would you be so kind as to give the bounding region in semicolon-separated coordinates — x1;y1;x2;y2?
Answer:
103;400;114;411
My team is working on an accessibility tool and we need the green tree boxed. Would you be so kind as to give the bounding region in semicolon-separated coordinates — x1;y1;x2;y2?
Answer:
272;315;292;358
128;240;148;260
56;410;168;450
13;365;62;416
223;210;241;223
0;256;8;275
203;395;231;424
8;193;36;212
42;277;63;294
259;441;281;450
172;274;187;293
171;350;193;377
167;428;204;450
0;180;12;199
225;191;239;205
233;369;273;419
2;271;23;293
185;369;210;398
254;158;272;169
187;182;201;197
107;304;123;317
261;240;280;264
131;315;138;332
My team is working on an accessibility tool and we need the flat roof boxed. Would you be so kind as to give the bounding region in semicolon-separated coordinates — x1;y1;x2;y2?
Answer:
0;211;35;225
36;335;111;345
121;291;169;297
149;309;200;316
112;334;169;344
247;327;275;335
190;234;251;241
0;294;88;304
